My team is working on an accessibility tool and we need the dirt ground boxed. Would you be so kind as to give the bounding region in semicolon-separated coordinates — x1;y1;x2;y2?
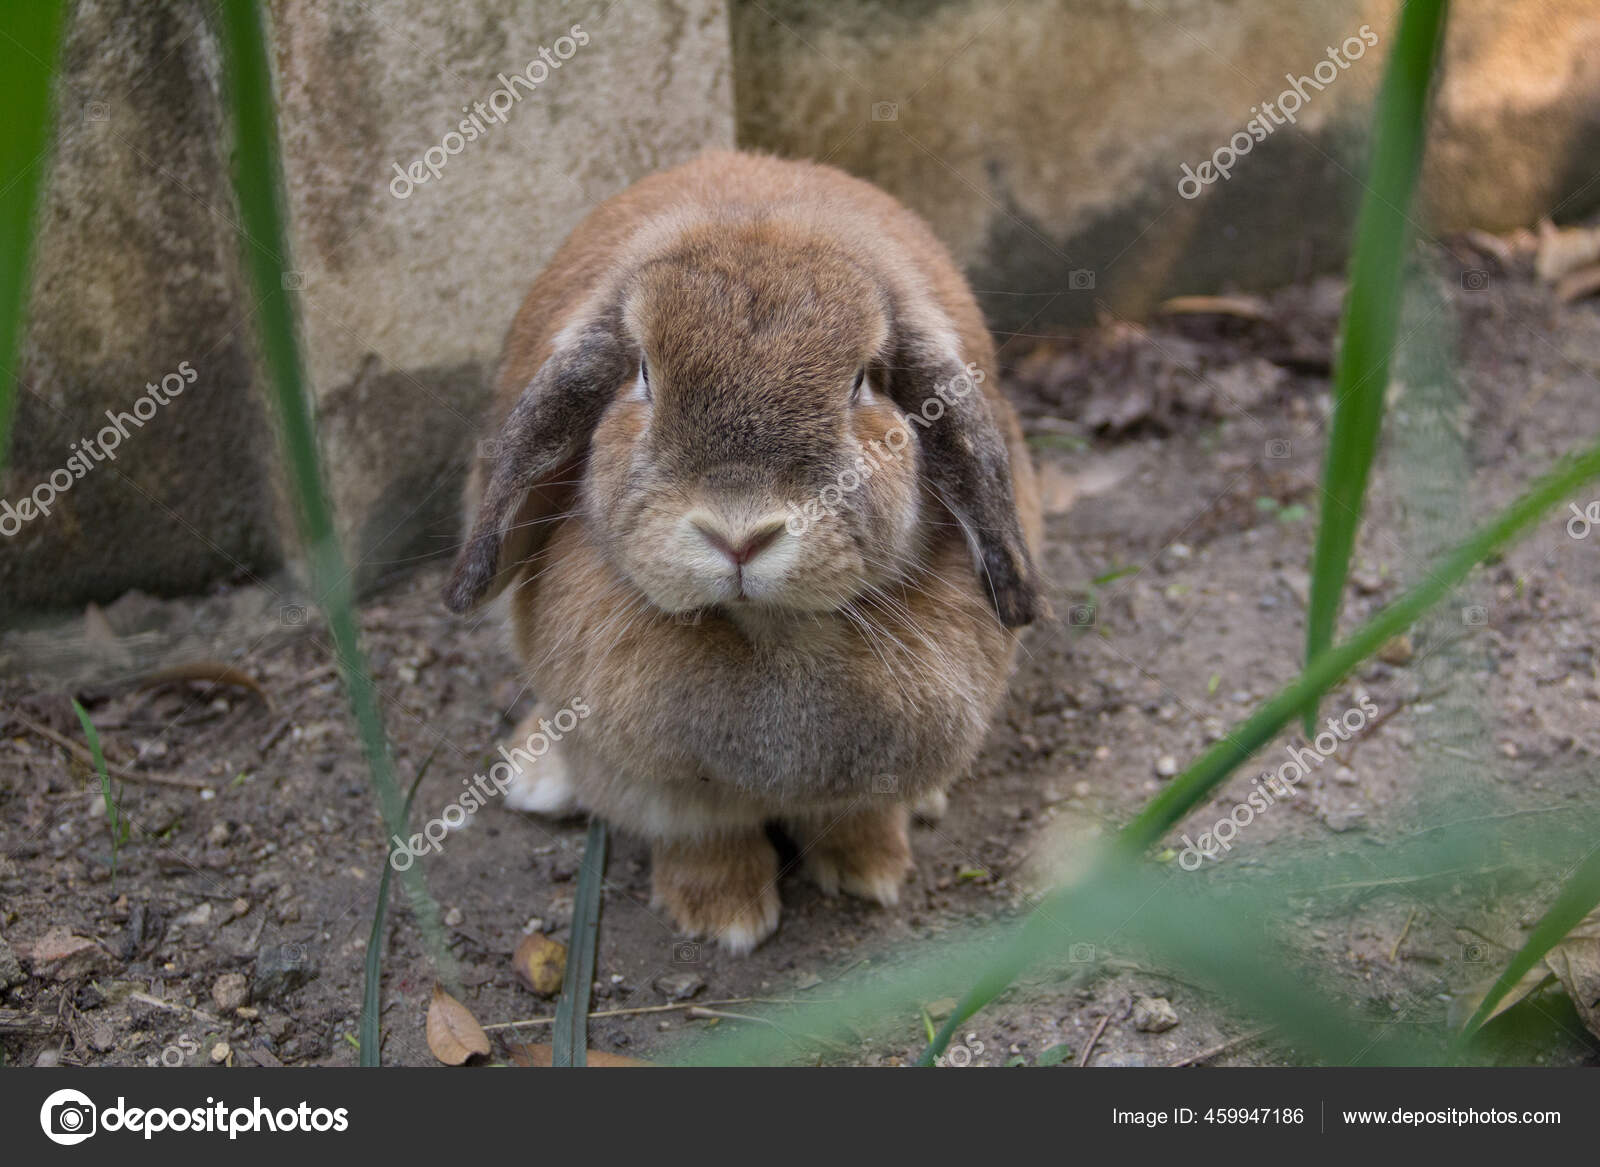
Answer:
3;235;1599;1069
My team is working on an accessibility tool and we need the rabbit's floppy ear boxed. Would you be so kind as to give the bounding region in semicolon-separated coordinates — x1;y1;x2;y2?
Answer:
884;324;1041;628
444;312;631;614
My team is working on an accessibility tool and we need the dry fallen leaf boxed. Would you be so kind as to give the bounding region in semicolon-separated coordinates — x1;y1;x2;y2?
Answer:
1535;219;1600;283
1157;294;1270;321
1543;908;1600;1038
426;985;490;1065
1554;264;1600;305
136;660;273;709
513;932;567;996
507;1042;650;1067
1462;227;1518;266
1452;963;1554;1031
1456;908;1600;1037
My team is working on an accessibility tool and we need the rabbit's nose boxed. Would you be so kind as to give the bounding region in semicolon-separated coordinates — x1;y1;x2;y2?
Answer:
692;516;787;566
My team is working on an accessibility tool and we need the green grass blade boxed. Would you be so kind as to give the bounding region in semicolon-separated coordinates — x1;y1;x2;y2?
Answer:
1302;0;1449;733
552;818;608;1067
681;797;1600;1066
216;0;455;991
0;0;67;473
359;751;436;1067
1127;449;1598;855
922;430;1600;1065
685;848;1454;1068
1455;845;1600;1044
71;699;120;888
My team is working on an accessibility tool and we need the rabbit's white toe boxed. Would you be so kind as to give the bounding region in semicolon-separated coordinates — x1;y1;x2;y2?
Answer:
502;746;577;816
912;789;949;823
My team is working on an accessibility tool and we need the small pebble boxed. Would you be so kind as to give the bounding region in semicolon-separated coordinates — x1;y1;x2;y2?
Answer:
213;972;249;1012
655;972;705;1001
1378;634;1414;665
443;907;463;927
175;902;213;928
1323;807;1368;833
1132;996;1180;1033
1155;755;1178;778
1352;571;1385;595
210;1041;231;1064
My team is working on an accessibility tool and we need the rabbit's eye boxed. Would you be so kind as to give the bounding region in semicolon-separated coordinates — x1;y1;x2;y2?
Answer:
849;368;866;404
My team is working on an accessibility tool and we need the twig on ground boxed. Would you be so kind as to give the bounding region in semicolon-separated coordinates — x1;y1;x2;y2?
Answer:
10;712;212;790
0;1009;63;1036
1167;1028;1271;1068
125;992;226;1033
1101;958;1211;994
1079;1013;1111;1067
483;996;804;1031
1389;907;1418;962
685;1005;853;1054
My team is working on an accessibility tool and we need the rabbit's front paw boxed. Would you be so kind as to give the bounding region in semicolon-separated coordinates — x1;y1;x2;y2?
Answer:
650;832;780;955
911;788;949;823
499;709;578;816
791;803;912;906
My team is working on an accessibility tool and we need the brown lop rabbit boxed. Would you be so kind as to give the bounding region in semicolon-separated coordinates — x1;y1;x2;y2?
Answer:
446;150;1043;953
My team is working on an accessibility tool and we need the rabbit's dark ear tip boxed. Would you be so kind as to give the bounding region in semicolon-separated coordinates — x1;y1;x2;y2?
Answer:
982;547;1042;628
442;578;473;616
992;581;1041;628
442;537;496;615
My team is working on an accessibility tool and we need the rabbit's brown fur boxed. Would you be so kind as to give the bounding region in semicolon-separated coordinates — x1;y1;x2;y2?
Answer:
449;150;1042;953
